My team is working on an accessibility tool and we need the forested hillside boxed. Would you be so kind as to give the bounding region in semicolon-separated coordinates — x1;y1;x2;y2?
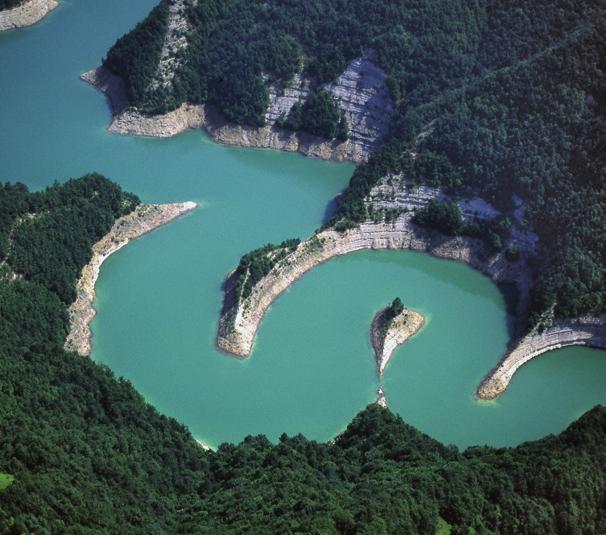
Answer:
103;0;606;325
1;176;606;533
0;176;208;533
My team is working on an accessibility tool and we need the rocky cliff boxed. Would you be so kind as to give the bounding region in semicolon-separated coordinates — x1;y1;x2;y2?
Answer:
0;0;57;32
82;49;394;163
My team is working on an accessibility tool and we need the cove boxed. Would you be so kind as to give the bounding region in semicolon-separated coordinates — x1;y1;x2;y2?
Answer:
0;0;604;449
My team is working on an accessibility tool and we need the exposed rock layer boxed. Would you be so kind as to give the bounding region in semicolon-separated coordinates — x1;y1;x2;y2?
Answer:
371;306;425;376
477;316;606;399
65;202;197;356
217;213;529;358
81;59;393;163
0;0;57;31
216;176;605;399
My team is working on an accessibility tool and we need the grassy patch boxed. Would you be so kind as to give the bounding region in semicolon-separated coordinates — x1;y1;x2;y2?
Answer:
435;517;452;535
0;472;14;492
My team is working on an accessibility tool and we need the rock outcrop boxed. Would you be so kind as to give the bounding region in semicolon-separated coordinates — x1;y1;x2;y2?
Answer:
477;315;606;399
65;201;197;357
81;49;394;163
148;0;196;94
216;194;531;358
371;305;425;376
0;0;57;31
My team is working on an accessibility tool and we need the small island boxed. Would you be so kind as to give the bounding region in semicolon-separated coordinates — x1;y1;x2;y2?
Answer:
371;298;425;377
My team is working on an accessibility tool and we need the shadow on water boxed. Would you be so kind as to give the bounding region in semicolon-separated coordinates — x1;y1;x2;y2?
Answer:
322;191;345;225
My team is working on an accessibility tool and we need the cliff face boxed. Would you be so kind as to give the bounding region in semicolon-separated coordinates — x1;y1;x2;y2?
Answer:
217;181;534;358
83;49;394;163
0;0;58;32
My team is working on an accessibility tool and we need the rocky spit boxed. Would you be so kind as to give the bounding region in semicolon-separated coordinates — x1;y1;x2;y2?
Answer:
477;315;606;400
371;306;425;377
0;0;57;31
81;52;394;163
217;216;528;359
64;202;197;357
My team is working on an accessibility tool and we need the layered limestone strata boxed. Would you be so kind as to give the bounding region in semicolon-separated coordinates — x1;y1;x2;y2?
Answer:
81;49;394;163
65;201;197;356
217;213;529;358
371;306;425;376
477;316;606;399
0;0;57;31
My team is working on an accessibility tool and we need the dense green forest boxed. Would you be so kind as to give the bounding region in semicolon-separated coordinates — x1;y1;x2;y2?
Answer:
1;176;606;533
104;0;606;324
0;0;25;11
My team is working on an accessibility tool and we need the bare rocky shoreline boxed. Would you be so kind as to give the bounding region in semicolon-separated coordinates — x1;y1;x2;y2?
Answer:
81;65;387;163
0;0;57;32
64;202;197;357
477;315;606;399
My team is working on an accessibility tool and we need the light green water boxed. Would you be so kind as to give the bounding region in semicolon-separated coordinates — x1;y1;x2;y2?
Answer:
1;0;604;449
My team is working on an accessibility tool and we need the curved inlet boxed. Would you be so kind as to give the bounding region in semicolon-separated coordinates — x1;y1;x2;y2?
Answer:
217;218;605;399
215;217;605;401
217;218;528;357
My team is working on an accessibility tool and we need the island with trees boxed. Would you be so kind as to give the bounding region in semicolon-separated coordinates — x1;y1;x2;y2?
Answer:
371;297;425;377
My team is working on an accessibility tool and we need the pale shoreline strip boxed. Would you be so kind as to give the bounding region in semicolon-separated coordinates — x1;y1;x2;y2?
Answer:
195;438;214;452
64;201;197;357
0;0;58;32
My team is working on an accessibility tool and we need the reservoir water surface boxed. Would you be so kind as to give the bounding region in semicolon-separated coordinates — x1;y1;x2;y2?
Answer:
1;0;604;449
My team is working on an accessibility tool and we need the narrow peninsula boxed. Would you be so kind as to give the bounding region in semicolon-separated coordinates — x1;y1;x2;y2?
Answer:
478;315;606;400
371;298;425;377
65;201;197;356
0;0;58;32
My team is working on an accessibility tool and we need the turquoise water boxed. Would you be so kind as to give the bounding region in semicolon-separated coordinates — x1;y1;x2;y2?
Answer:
1;0;604;449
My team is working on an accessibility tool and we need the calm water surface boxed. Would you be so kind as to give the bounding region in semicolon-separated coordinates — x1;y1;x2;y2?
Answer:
1;0;603;448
